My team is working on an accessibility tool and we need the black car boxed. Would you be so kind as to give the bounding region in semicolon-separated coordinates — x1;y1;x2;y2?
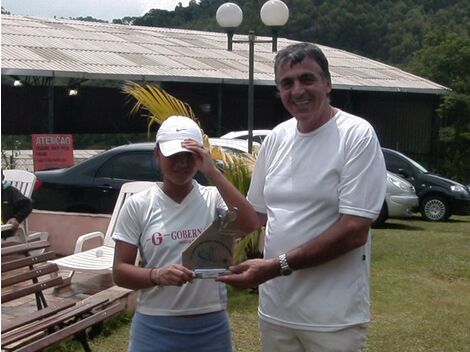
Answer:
33;143;208;214
382;148;470;221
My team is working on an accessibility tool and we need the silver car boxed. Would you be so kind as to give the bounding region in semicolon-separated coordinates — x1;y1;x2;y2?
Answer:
219;129;271;144
373;172;418;227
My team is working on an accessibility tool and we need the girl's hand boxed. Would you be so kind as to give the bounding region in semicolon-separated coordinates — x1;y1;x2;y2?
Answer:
157;264;195;286
182;139;219;177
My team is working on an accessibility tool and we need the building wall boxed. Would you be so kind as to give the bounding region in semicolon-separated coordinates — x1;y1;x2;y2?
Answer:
29;210;111;256
347;91;440;161
1;85;148;135
2;82;442;165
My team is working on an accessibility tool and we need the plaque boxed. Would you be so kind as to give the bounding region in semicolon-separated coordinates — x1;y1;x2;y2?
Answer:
182;208;238;279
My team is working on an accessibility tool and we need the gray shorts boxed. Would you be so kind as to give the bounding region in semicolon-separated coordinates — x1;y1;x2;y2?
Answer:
260;318;368;352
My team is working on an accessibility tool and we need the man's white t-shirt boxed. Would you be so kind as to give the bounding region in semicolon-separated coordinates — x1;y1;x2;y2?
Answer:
247;109;386;331
112;181;228;316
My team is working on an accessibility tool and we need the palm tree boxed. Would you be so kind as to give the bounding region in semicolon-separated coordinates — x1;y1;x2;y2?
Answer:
122;81;263;262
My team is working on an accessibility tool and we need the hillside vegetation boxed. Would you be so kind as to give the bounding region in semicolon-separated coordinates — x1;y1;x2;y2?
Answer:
120;0;470;181
113;0;469;66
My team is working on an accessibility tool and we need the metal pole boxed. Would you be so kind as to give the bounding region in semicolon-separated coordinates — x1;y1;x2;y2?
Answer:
48;82;55;133
217;84;223;136
271;28;278;53
227;31;234;51
248;31;255;154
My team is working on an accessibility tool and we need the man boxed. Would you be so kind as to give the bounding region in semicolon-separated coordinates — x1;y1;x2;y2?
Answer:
218;42;386;351
2;170;33;240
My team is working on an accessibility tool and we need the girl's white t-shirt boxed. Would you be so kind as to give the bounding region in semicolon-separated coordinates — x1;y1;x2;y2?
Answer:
112;180;228;316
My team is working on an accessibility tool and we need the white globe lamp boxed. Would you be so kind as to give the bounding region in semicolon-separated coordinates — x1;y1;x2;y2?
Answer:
260;0;289;27
216;2;243;28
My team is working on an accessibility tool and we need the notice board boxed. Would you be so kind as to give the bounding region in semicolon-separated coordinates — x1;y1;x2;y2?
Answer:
32;134;74;171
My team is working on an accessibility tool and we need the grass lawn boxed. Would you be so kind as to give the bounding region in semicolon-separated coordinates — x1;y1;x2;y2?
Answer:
367;215;470;352
50;215;470;351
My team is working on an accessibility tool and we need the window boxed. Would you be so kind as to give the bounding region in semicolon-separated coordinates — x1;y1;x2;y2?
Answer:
384;153;414;177
96;151;161;181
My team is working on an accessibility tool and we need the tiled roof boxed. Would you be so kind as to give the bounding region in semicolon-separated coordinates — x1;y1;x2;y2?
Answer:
1;14;448;94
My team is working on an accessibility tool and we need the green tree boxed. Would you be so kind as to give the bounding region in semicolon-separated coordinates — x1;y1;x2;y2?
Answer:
71;16;108;23
112;16;138;25
407;30;470;181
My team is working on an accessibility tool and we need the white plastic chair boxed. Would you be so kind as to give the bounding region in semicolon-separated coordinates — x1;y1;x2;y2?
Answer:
48;181;155;285
2;169;48;245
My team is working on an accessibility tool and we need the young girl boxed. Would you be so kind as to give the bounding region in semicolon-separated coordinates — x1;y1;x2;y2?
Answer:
112;115;259;352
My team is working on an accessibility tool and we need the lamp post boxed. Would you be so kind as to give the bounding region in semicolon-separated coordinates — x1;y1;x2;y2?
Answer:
216;1;289;153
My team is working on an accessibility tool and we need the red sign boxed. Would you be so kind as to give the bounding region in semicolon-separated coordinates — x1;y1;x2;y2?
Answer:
32;134;74;171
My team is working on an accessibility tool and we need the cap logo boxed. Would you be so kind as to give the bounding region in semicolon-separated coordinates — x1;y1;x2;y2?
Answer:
176;128;187;132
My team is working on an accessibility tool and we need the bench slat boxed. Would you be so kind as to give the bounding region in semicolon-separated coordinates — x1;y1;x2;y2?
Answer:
1;263;59;288
12;302;126;352
1;251;56;273
1;299;76;333
1;276;64;303
1;296;109;346
1;241;50;257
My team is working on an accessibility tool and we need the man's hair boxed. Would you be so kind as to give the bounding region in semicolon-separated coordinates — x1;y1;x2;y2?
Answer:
274;42;331;84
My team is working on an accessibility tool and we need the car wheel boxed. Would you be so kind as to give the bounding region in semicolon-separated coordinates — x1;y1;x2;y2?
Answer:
372;202;388;228
420;195;450;221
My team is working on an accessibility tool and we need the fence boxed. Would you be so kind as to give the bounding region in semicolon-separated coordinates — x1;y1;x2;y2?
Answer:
1;150;103;171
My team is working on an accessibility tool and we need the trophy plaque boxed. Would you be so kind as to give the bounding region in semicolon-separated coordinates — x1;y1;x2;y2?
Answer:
182;208;238;279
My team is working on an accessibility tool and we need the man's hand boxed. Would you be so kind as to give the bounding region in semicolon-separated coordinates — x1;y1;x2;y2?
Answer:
7;218;20;231
216;258;279;289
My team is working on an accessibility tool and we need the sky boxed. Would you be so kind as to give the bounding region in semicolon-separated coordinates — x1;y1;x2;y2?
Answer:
2;0;192;21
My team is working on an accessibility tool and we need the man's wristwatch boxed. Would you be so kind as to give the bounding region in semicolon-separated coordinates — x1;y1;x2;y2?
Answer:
278;253;293;276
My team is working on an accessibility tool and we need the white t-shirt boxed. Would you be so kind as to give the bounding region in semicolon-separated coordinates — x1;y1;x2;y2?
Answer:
247;109;386;331
112;180;228;316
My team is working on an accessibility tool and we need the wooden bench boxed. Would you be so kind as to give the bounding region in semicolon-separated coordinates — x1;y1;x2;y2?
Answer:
1;240;126;352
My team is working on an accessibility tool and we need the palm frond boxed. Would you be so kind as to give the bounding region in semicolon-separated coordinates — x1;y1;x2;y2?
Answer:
122;81;198;139
234;228;264;263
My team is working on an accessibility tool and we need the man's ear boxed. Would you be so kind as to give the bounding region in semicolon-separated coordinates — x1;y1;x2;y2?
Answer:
325;79;332;94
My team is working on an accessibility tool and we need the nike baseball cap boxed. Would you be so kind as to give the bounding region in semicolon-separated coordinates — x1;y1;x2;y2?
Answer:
156;115;203;157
